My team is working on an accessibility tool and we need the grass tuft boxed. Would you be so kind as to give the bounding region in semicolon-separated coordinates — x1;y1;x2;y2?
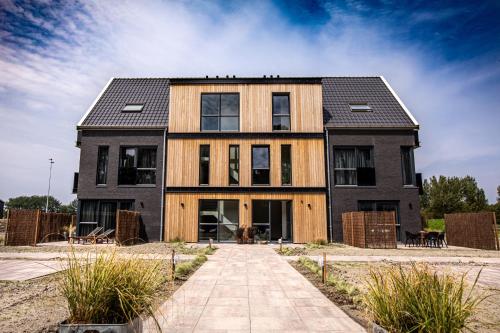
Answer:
364;263;485;333
277;246;306;256
175;254;208;279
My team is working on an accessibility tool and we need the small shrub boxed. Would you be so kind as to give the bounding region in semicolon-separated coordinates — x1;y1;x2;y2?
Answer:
364;263;484;333
305;239;327;249
277;246;306;256
60;250;165;325
175;254;207;279
170;241;217;255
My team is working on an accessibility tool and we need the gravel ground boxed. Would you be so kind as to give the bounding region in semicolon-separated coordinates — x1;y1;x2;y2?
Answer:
293;260;500;333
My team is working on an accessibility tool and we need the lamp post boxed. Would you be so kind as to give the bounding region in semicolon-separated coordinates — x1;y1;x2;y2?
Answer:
45;158;54;212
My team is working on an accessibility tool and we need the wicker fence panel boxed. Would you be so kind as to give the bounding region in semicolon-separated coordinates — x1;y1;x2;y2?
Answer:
37;212;74;243
5;209;39;246
364;211;397;249
342;211;396;248
116;210;141;245
445;212;499;250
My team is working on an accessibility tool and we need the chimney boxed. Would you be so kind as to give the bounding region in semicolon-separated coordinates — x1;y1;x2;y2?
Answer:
226;75;229;78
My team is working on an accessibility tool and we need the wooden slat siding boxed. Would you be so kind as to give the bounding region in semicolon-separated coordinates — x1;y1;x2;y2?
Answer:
445;212;499;250
166;138;325;187
342;211;396;248
164;193;327;243
169;84;323;133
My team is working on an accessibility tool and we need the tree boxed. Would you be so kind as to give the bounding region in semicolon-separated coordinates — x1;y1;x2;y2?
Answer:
419;175;488;218
6;195;61;212
60;199;78;214
497;185;500;204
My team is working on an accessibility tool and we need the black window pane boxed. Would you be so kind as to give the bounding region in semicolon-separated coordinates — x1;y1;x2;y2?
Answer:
334;149;356;168
96;146;108;185
137;170;156;184
202;116;219;131
138;148;156;168
252;147;269;168
229;146;239;185
199;224;217;241
357;147;374;168
273;95;290;115
220;116;238;131
119;202;133;210
357;167;376;186
118;167;137;185
281;145;291;185
200;200;218;224
121;148;136;168
201;94;220;115
221;94;239;116
252;169;270;185
358;201;375;211
199;145;210;185
401;147;415;185
252;201;269;224
272;116;290;131
334;170;356;185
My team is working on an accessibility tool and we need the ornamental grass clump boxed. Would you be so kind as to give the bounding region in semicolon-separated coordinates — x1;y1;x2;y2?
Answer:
60;250;165;325
364;263;484;333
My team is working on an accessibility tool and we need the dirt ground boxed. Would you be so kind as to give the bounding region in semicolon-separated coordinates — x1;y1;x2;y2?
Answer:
293;260;500;333
0;259;198;333
284;242;500;258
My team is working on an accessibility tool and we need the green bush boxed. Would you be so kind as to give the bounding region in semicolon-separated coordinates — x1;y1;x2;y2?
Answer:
426;219;445;231
175;254;207;278
60;250;165;325
364;263;484;333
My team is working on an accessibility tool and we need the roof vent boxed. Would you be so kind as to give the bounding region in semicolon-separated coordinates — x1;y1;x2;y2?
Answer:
216;75;219;79
349;103;372;112
205;75;208;78
226;75;229;78
263;75;266;78
233;75;236;78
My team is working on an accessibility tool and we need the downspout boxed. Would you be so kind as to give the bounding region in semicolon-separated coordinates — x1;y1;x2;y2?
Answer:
325;128;333;242
159;128;167;241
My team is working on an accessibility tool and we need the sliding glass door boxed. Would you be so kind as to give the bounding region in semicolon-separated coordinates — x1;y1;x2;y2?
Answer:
252;200;292;242
198;200;239;242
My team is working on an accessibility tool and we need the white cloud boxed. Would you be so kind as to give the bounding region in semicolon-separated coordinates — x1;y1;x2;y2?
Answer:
0;0;498;203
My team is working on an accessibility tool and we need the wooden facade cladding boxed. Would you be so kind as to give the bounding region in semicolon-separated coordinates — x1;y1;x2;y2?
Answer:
164;193;327;243
166;138;325;188
168;84;323;133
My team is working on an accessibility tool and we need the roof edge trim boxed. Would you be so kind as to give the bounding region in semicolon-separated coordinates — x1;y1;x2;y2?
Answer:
77;77;115;127
380;76;419;126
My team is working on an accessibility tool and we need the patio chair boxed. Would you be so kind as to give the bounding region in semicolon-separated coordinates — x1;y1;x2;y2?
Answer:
404;231;420;247
95;229;115;244
69;227;103;244
425;232;440;248
438;232;447;248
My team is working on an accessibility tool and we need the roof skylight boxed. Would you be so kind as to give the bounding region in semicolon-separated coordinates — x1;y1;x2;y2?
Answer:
122;104;144;112
349;103;372;112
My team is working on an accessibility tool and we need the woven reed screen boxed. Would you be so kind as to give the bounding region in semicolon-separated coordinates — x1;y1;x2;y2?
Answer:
445;212;499;250
5;209;74;246
115;210;141;245
342;211;397;248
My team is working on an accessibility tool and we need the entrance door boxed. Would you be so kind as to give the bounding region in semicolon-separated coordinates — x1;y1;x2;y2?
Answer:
252;200;292;242
198;200;239;242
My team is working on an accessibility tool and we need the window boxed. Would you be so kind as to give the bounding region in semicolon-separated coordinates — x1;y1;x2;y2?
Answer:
78;200;133;236
229;145;239;185
281;145;292;185
96;146;109;185
252;145;270;185
334;147;375;186
272;93;290;131
122;104;144;112
401;147;416;186
199;145;210;185
199;200;239;241
201;94;239;131
118;147;157;185
349;103;371;112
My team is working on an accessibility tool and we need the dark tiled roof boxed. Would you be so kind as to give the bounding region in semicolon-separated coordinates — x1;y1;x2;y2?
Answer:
79;78;169;128
322;77;417;128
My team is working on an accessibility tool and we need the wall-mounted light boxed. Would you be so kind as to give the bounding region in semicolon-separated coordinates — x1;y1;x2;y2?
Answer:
140;202;144;208
244;203;248;209
409;203;413;210
300;200;304;204
307;203;312;209
180;203;185;208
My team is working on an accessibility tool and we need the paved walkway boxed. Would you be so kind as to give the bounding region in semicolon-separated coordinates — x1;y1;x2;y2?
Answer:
144;245;365;332
0;259;66;281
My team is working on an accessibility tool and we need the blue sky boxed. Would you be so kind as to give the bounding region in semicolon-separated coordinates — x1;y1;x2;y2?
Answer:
0;0;499;203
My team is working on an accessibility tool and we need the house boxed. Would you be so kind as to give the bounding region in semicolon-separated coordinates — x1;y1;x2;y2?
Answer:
75;76;421;243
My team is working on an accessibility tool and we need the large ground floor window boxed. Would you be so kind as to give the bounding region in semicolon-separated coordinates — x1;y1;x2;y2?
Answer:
78;200;134;235
252;200;292;242
358;200;401;240
198;200;239;242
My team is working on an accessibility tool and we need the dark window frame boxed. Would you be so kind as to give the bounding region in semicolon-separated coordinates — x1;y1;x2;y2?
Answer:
401;146;416;186
251;145;271;186
199;145;210;186
281;144;292;186
96;146;109;186
118;146;157;186
228;145;239;186
200;93;240;132
272;93;291;131
333;146;376;186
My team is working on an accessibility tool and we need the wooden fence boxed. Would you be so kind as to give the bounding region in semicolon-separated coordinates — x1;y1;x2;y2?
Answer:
5;209;74;246
115;210;141;245
342;211;397;249
445;212;499;250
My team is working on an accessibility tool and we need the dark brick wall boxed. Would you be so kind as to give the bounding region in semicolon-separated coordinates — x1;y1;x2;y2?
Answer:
77;129;165;241
328;129;421;242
